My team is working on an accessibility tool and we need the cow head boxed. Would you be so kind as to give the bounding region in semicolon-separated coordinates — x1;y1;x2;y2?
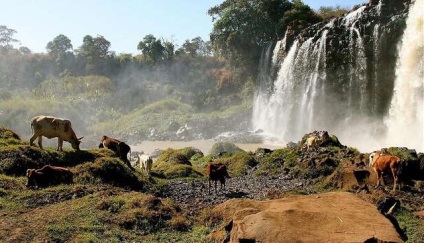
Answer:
71;137;83;151
26;169;39;188
369;152;376;167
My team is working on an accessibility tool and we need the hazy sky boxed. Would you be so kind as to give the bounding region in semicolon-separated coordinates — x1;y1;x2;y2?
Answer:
0;0;366;54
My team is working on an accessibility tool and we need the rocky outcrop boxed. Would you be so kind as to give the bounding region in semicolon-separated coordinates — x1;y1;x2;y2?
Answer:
211;192;404;242
283;0;411;117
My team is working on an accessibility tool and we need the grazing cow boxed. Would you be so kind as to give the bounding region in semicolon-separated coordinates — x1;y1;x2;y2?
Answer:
26;165;73;188
132;153;153;175
306;135;319;151
99;135;133;170
30;115;83;151
206;163;230;194
369;152;402;191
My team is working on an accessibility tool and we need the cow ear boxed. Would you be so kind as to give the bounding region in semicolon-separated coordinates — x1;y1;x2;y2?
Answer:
78;136;84;141
26;169;30;176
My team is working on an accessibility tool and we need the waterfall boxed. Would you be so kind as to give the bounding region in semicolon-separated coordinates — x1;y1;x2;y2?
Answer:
252;1;422;151
385;0;424;151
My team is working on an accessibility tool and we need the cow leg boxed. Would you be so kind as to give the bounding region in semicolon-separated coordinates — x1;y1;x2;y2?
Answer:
30;134;38;146
37;136;43;149
391;169;399;192
375;170;382;188
123;158;134;171
208;179;211;194
215;180;218;194
57;138;63;151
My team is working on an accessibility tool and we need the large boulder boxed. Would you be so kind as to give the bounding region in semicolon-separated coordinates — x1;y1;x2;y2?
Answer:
210;192;404;242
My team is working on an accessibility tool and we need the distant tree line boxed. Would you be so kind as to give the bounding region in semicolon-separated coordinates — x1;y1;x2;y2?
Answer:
0;0;350;111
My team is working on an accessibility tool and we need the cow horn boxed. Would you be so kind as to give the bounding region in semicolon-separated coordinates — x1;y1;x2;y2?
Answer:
386;202;397;216
78;136;84;140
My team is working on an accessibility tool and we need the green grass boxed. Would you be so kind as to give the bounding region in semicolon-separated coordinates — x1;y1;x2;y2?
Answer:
255;148;299;176
395;207;424;242
213;152;256;176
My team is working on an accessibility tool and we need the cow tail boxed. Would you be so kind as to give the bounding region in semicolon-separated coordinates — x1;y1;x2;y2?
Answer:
129;146;132;163
30;118;34;134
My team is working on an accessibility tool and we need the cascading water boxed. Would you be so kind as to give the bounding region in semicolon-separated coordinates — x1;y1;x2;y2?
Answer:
252;0;423;152
385;0;424;151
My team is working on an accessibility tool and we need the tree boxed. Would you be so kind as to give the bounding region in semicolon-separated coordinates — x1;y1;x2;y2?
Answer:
137;34;165;63
280;0;321;29
46;34;74;73
317;5;349;20
18;46;31;55
208;0;321;88
162;39;175;61
77;35;111;74
0;25;19;53
179;37;211;57
46;34;73;55
208;0;293;77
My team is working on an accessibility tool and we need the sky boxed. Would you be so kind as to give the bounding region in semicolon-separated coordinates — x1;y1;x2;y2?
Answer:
0;0;366;54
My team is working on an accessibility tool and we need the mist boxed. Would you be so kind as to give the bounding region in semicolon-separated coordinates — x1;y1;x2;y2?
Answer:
253;0;423;153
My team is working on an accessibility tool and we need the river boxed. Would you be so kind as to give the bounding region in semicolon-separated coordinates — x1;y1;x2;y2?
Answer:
131;139;284;155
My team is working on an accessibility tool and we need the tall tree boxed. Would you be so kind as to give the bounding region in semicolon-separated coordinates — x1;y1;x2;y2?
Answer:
208;0;292;80
46;34;74;74
77;35;111;74
179;37;211;57
137;34;165;64
0;25;19;53
208;0;320;87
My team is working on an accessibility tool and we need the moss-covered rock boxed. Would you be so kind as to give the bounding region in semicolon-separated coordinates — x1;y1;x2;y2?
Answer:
213;152;256;176
74;157;145;190
209;142;244;157
153;148;203;179
0;127;24;147
256;148;300;176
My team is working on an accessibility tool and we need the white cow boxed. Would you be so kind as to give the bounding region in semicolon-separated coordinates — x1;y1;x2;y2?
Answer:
30;115;83;151
132;153;153;175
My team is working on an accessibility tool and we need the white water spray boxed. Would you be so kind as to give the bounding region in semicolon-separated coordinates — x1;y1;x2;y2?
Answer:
385;0;424;151
252;2;422;152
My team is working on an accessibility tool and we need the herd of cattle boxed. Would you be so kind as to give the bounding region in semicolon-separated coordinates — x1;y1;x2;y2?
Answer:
26;115;228;192
24;115;423;193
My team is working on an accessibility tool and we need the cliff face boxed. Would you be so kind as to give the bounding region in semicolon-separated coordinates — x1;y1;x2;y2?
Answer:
283;0;410;116
253;0;414;148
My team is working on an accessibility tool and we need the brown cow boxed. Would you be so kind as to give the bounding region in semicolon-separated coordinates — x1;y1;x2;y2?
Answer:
206;163;230;194
99;135;133;170
30;115;83;151
369;152;402;191
26;165;73;188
